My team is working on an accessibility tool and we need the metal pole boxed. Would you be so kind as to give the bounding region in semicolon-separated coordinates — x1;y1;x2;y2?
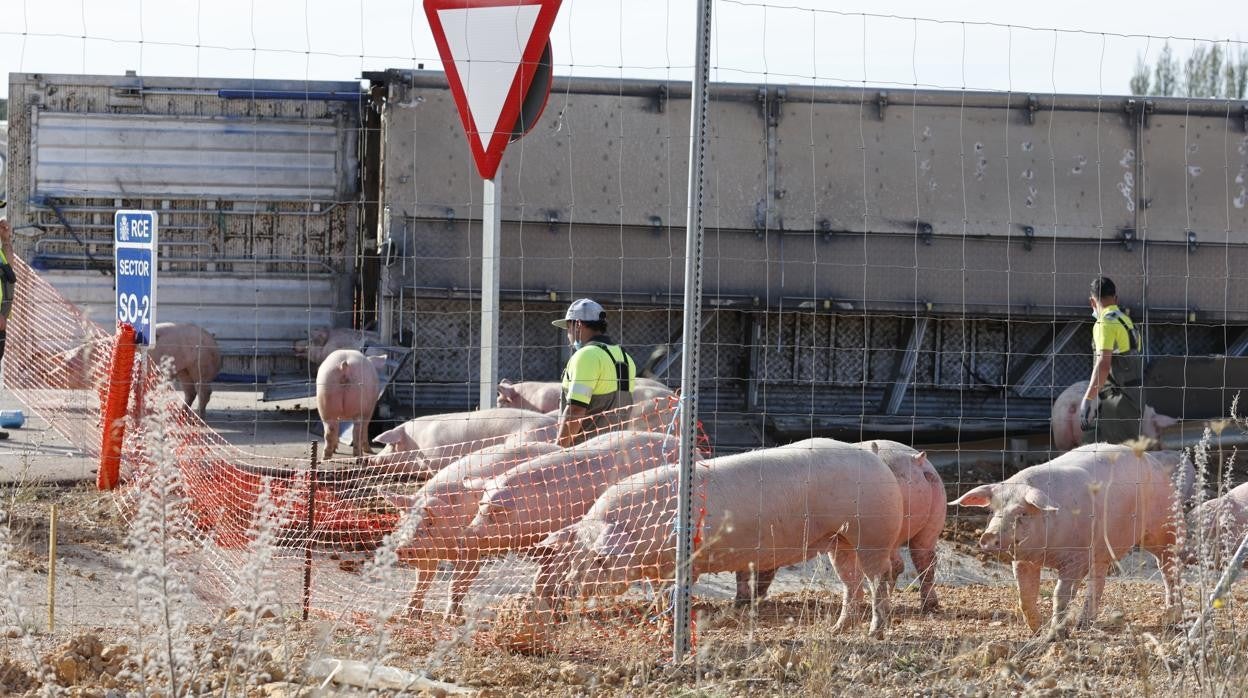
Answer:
303;441;318;621
47;503;58;632
480;177;502;410
1187;529;1248;644
673;0;713;662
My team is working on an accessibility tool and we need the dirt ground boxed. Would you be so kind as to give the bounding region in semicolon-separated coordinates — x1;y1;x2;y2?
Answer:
2;387;1248;695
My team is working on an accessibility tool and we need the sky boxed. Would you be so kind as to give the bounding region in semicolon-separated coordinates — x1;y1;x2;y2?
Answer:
0;0;1244;99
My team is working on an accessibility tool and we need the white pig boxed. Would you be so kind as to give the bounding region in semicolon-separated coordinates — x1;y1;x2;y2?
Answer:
316;349;385;457
952;443;1194;633
372;408;557;478
295;326;380;365
1051;380;1179;451
444;431;682;615
381;440;562;618
538;438;904;636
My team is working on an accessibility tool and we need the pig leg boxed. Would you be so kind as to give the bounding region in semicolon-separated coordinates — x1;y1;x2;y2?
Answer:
323;418;340;456
910;541;940;613
196;381;212;417
352;418;372;457
863;572;891;639
403;558;439;617
889;552;905;582
855;544;894;638
1050;569;1085;635
1012;560;1044;632
1148;544;1184;624
733;567;778;607
446;558;484;620
180;379;197;412
830;545;870;633
1078;564;1107;630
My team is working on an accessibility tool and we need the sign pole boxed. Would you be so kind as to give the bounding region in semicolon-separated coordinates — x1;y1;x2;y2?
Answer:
673;0;713;662
480;177;502;409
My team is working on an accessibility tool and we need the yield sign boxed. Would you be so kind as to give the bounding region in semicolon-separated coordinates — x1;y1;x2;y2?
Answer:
424;0;562;180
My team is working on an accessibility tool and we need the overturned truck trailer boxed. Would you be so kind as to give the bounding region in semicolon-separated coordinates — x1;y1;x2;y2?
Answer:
4;72;362;382
6;70;1248;449
371;70;1248;447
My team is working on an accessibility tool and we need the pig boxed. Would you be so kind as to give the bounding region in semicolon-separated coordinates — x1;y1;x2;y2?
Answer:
47;322;222;416
738;440;945;612
372;408;557;478
498;378;675;415
295;326;380;365
1052;380;1179;451
452;431;683;614
951;443;1195;634
497;380;563;413
1186;482;1248;567
538;438;904;636
316;349;385;457
381;440;562;618
150;322;222;416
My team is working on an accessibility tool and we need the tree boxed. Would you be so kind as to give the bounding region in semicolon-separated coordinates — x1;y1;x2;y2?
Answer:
1130;41;1247;99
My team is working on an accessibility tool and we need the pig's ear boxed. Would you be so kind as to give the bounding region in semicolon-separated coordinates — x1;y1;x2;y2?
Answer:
912;451;927;463
373;426;405;445
870;441;879;454
950;484;995;507
1022;486;1060;512
1152;413;1179;429
498;383;516;399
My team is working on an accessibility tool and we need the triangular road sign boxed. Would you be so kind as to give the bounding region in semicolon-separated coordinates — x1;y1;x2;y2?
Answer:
424;0;562;180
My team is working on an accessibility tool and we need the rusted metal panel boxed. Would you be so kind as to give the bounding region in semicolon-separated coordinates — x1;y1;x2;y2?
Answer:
32;112;346;200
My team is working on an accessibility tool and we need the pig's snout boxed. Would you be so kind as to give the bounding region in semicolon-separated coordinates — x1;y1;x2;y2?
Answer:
979;531;1004;551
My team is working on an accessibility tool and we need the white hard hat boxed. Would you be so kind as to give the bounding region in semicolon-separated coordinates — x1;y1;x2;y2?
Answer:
552;298;605;329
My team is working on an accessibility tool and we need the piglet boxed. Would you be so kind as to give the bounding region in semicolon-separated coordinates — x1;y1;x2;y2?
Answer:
316;348;385;457
952;443;1194;634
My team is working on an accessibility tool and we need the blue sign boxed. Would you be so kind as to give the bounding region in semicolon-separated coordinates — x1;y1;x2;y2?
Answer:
114;210;158;346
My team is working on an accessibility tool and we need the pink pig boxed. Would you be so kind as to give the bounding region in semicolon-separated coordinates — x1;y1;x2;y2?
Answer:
1052;380;1179;451
1186;481;1248;566
496;380;563;413
47;322;221;416
733;440;945;613
381;440;562;618
498;377;674;415
952;443;1194;633
371;408;557;478
316;349;385;457
295;326;380;365
538;438;903;636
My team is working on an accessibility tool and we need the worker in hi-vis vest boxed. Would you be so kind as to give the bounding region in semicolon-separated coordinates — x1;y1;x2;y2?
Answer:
551;298;637;447
1079;276;1146;444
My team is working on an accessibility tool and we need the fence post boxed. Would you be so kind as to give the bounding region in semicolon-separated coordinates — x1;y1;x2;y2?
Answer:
673;0;713;663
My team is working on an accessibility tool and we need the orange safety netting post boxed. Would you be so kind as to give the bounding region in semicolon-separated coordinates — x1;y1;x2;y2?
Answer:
98;323;138;490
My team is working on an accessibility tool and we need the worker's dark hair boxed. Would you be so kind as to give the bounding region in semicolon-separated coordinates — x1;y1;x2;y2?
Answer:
581;318;607;333
1091;276;1117;301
